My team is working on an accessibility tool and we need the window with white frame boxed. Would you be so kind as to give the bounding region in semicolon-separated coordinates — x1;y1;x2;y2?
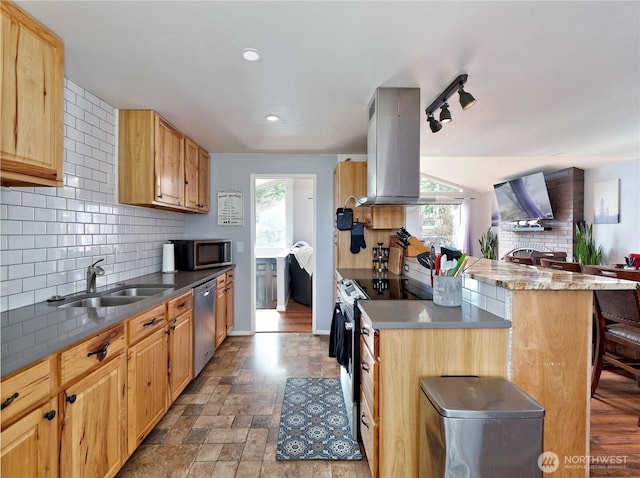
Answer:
417;176;464;250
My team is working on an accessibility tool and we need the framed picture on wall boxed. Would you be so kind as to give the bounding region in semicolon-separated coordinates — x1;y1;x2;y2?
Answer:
593;179;620;224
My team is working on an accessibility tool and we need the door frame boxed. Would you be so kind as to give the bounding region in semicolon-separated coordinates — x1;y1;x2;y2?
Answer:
250;173;317;333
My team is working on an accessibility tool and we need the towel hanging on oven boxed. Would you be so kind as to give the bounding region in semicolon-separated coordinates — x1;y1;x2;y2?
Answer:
329;304;350;369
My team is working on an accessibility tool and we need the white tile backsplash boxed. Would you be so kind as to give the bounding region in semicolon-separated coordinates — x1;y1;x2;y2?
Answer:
0;79;185;312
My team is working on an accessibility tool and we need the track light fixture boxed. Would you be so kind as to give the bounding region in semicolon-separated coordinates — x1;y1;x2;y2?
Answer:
425;74;476;133
427;113;442;133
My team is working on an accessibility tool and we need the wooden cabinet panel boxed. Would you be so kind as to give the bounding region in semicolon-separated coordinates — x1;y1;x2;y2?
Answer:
154;116;185;207
167;310;192;404
0;357;52;425
127;304;166;346
359;390;378;478
364;206;405;230
225;271;234;334
127;327;167;455
215;280;227;348
60;353;126;478
0;1;64;187
184;138;199;209
1;397;58;478
59;324;125;386
167;290;192;318
359;337;378;420
197;147;210;212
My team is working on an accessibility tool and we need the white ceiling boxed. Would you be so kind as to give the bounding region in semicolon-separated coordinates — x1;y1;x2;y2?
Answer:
16;1;640;192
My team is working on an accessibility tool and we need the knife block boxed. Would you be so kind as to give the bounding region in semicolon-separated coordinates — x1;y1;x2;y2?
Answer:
406;237;429;257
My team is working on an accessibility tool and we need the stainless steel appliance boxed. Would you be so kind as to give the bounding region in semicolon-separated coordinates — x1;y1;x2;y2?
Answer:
335;276;433;439
192;278;216;377
172;239;232;270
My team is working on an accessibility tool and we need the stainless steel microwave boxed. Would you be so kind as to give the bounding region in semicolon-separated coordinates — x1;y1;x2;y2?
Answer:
171;239;232;270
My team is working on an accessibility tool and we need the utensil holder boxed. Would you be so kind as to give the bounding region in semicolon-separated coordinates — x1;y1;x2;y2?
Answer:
433;275;462;307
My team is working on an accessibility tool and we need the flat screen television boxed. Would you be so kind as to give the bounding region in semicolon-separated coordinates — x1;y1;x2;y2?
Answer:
493;172;554;222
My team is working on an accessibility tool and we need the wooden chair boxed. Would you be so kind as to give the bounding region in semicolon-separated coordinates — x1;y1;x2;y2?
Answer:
504;255;534;265
539;258;582;272
531;251;567;265
582;265;640;426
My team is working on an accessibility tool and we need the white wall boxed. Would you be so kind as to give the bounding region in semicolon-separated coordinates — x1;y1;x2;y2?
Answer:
0;80;185;312
585;159;640;263
293;178;314;246
185;153;336;335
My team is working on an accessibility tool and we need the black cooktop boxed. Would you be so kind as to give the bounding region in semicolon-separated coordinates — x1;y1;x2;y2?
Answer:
355;277;433;301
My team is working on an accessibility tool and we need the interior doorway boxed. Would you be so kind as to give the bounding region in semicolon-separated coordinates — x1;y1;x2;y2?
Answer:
251;175;315;333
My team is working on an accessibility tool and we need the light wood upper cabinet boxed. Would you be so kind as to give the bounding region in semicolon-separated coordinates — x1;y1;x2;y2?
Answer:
1;397;58;478
155;116;185;207
197;147;210;212
118;110;209;213
60;354;126;478
184;138;199;209
0;0;64;187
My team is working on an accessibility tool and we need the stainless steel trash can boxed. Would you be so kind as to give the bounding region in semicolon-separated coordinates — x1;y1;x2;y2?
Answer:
419;376;544;478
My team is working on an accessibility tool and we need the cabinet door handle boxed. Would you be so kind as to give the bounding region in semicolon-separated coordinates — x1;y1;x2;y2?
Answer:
361;328;369;336
143;317;159;327
44;410;56;421
1;392;19;410
87;342;109;362
361;414;369;429
361;361;369;373
66;394;77;404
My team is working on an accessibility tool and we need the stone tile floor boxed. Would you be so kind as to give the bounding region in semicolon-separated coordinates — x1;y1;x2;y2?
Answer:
116;333;372;478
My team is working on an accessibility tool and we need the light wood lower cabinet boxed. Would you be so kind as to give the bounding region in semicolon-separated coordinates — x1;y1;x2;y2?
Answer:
127;325;167;455
1;397;58;478
168;310;192;403
215;271;235;347
60;354;126;478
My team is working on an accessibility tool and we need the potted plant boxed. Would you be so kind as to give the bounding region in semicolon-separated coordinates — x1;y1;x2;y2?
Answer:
478;227;498;260
574;222;603;265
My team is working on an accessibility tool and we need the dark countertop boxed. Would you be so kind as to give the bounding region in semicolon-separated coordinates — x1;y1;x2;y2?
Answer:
338;268;510;330
1;266;234;377
358;300;510;329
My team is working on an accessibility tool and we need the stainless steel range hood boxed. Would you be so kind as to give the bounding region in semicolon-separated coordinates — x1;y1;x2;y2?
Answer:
356;87;422;206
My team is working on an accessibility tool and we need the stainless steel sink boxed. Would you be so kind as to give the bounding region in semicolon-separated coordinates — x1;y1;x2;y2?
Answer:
58;296;145;308
108;286;172;297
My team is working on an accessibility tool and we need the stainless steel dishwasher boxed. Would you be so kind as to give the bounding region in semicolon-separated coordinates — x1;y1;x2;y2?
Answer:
193;278;216;377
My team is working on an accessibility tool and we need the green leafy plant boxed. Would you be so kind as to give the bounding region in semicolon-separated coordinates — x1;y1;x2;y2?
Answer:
478;227;498;260
574;223;603;265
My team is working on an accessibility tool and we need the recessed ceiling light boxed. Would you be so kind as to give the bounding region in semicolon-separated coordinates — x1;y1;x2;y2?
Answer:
265;114;280;122
241;48;261;62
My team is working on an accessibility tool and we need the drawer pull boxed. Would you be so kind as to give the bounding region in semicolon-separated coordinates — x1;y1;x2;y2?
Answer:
66;394;77;404
361;414;369;429
44;410;56;421
361;328;370;336
87;343;109;362
1;392;19;410
176;301;187;309
361;361;370;372
143;317;160;327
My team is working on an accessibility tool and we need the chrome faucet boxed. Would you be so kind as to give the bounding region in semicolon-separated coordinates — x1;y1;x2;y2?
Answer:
86;259;105;293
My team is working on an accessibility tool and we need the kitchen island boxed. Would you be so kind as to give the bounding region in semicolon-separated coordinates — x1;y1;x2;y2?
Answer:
343;258;637;478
